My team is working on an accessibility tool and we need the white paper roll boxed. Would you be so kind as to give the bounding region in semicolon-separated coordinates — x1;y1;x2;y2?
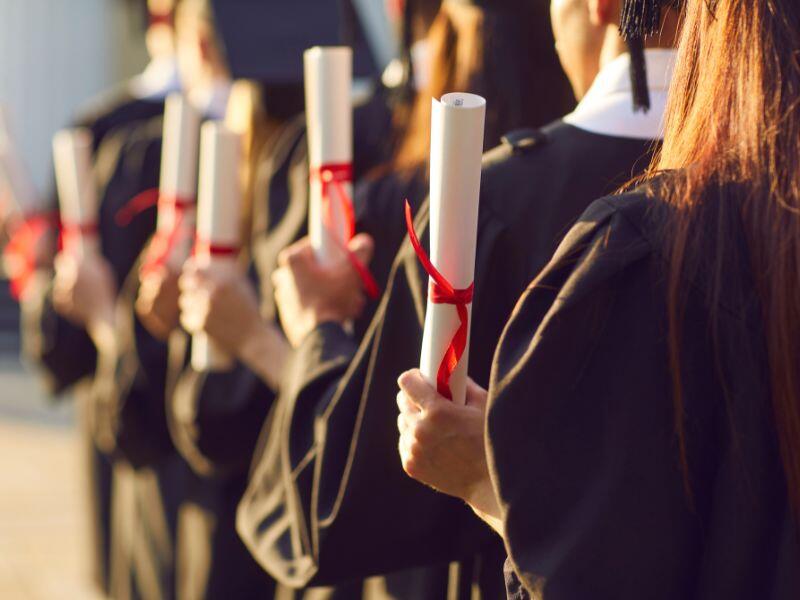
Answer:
304;46;353;265
0;106;40;215
419;93;486;405
191;121;242;372
52;128;99;258
157;93;201;269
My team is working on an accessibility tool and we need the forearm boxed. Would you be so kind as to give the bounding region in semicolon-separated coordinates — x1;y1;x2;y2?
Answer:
238;320;290;391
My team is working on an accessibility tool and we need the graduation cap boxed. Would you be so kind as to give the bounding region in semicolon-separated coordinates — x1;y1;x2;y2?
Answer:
210;0;378;85
619;0;681;112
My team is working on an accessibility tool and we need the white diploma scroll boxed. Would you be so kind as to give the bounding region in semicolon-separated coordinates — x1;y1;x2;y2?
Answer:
419;93;486;405
191;122;242;372
157;93;201;268
52;128;99;258
0;106;40;215
304;46;353;265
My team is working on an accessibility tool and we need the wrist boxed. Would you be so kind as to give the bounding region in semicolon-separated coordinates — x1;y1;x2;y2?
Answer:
86;310;117;355
239;320;289;390
465;476;502;530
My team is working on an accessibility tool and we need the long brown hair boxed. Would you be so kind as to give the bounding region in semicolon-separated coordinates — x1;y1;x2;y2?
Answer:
653;0;800;519
392;0;574;177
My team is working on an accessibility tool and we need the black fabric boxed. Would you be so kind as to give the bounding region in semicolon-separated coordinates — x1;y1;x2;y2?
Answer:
87;115;175;468
237;122;656;595
489;190;800;599
211;0;378;82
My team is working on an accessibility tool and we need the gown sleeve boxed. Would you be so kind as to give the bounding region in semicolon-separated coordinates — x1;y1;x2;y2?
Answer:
167;339;276;478
487;196;708;599
19;274;97;395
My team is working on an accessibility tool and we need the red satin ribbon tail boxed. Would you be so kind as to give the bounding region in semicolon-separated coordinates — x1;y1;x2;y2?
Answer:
314;163;380;299
115;188;160;226
404;199;474;401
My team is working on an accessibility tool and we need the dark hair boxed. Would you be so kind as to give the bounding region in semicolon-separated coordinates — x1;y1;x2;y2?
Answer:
652;0;800;521
392;1;574;177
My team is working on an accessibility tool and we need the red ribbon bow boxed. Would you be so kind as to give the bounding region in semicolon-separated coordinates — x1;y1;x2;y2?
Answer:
310;162;379;300
404;200;474;401
3;211;58;300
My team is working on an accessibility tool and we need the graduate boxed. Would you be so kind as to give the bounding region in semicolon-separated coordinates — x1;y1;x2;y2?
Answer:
397;0;800;597
20;0;239;597
146;1;423;597
238;0;679;597
15;2;179;595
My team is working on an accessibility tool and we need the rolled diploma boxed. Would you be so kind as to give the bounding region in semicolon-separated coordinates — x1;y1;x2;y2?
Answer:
191;122;242;372
0;106;41;215
304;46;353;265
158;93;200;268
419;93;486;405
52;128;99;258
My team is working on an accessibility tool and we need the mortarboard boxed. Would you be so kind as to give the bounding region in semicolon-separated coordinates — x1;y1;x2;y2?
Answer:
210;0;378;85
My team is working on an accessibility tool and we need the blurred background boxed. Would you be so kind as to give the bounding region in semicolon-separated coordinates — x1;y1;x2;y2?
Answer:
2;2;163;598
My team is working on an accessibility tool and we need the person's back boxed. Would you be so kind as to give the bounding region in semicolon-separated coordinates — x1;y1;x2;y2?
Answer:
477;0;800;597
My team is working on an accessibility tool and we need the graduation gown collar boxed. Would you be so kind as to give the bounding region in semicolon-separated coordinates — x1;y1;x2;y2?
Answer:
564;48;676;141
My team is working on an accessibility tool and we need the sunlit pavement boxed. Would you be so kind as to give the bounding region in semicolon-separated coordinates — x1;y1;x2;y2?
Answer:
0;355;103;599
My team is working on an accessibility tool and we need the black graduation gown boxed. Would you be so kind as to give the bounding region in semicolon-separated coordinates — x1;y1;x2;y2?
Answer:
236;122;656;597
22;114;187;600
490;188;800;600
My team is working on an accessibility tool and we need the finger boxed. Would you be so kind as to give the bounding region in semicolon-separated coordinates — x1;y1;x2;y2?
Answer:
277;237;311;268
397;369;441;411
396;390;421;415
347;233;374;266
465;378;489;410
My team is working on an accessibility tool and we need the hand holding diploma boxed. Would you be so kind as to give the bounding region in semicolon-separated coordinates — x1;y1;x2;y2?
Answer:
184;122;242;372
0;109;54;298
304;46;379;299
272;233;375;348
51;128;116;343
407;93;486;404
137;94;200;340
396;369;502;534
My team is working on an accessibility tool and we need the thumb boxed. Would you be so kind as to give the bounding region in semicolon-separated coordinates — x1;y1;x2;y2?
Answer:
347;233;374;266
397;369;441;411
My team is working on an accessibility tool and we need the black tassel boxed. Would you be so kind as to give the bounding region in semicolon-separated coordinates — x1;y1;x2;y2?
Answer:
620;0;664;40
627;35;651;112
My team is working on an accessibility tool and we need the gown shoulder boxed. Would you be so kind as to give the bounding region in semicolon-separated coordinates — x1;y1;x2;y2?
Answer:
488;184;800;599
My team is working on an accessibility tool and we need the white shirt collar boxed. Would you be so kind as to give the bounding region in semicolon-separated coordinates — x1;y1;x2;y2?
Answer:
563;48;677;141
129;57;181;101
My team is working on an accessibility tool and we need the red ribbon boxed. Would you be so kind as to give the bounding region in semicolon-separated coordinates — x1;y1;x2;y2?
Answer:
113;188;196;274
3;211;58;300
310;163;379;300
59;221;98;255
404;200;474;401
192;238;240;259
148;10;174;28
